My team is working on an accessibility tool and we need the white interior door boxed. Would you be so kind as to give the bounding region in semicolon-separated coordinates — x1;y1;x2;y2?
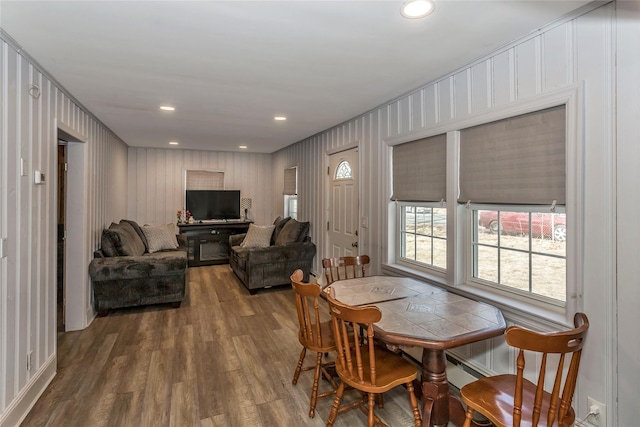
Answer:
328;148;359;258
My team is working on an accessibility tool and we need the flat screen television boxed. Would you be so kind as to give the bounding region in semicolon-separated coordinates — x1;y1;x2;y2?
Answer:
185;190;241;220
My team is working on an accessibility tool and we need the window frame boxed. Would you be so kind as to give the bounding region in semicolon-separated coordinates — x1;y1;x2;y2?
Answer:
466;203;568;309
285;194;298;220
395;201;447;277
384;85;582;325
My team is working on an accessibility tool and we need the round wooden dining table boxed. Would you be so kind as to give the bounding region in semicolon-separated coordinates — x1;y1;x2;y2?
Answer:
328;276;506;427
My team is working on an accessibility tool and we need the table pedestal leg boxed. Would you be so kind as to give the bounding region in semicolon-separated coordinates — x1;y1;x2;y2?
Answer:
421;349;449;427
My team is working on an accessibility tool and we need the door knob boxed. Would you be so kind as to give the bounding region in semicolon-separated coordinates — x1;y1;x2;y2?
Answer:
352;242;358;248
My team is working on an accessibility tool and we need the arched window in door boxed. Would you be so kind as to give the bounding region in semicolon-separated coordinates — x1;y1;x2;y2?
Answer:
335;160;353;179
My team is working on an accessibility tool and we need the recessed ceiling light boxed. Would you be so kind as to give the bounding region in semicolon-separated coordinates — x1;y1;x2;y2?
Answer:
160;105;175;111
169;141;179;145
239;145;248;149
274;116;287;121
401;0;435;19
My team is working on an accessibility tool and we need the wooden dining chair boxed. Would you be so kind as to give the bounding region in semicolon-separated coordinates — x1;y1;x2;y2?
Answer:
290;270;339;418
460;312;589;427
322;255;370;286
325;292;421;427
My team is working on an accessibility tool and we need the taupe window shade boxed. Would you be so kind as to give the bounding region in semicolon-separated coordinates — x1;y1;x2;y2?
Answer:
185;170;224;190
284;167;297;195
392;134;446;202
459;105;566;205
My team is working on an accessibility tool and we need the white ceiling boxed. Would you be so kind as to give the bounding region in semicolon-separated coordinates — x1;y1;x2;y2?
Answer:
1;1;593;153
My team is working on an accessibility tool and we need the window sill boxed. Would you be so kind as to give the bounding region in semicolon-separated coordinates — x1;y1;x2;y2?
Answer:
381;263;573;330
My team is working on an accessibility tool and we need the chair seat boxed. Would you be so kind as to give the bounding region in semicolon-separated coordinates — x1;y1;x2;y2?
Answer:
298;320;335;353
461;374;576;427
337;346;418;393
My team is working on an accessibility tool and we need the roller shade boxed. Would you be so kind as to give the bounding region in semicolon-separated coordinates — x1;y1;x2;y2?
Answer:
459;105;566;205
284;167;297;195
186;170;224;190
392;134;446;202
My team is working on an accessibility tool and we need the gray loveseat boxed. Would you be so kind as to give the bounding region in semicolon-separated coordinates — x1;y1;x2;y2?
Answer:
88;220;187;316
229;217;316;294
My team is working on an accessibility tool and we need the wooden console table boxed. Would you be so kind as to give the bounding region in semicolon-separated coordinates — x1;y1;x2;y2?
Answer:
178;221;251;267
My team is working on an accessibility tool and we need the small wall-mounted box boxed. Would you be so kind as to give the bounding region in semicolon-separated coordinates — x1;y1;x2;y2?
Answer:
34;171;45;185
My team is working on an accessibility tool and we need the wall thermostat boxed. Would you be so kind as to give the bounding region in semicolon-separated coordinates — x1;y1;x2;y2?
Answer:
34;171;46;185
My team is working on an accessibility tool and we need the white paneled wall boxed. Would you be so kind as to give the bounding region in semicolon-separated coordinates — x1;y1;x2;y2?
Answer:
0;38;128;426
127;148;273;227
272;3;618;423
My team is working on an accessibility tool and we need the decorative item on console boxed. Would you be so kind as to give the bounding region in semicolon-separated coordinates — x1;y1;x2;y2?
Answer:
241;198;252;220
176;209;183;224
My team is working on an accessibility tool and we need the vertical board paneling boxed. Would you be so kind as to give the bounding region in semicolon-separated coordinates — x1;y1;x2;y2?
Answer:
515;38;541;99
398;95;411;135
438;77;453;122
574;5;614;402
410;90;424;131
492;49;515;106
454;69;471;119
0;38;129;424
543;24;572;90
425;83;438;127
126;148;273;227
471;60;491;113
18;51;30;393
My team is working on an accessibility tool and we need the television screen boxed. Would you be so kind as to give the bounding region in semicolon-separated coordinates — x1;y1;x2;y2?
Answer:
186;190;241;220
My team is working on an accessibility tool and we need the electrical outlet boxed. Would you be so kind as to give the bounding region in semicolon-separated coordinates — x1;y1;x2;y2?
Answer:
587;397;606;427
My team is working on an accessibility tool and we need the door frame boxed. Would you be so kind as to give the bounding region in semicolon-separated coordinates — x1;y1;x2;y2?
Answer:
56;121;88;331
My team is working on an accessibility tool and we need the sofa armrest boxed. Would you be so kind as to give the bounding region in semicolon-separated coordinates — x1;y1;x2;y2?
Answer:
229;233;246;247
176;234;187;248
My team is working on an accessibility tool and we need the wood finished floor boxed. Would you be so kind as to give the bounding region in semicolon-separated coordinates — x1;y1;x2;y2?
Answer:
22;265;423;427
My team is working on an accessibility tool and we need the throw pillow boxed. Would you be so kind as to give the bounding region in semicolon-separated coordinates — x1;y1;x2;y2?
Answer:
105;222;146;256
275;219;310;245
241;224;275;249
120;219;148;252
271;216;291;245
142;224;179;253
100;229;119;257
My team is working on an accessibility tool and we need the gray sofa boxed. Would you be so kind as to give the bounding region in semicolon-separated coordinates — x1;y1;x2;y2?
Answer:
88;220;187;316
229;217;316;294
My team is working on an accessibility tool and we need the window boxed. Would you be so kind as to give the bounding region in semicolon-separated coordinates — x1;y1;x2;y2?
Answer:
399;203;446;270
286;195;298;220
460;106;567;306
335;160;352;179
392;134;447;272
471;207;566;303
284;166;298;219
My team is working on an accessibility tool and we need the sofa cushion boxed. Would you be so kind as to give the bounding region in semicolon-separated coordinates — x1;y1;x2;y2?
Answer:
105;222;146;256
275;219;310;245
241;224;275;248
271;216;291;245
142;224;179;253
120;219;149;252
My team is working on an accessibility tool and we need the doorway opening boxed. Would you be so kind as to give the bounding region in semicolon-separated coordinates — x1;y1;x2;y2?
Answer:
56;143;67;333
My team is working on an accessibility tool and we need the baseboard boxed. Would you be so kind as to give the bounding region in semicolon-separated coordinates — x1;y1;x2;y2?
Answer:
0;353;56;427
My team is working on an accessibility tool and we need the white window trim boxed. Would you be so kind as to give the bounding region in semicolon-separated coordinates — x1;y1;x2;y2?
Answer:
385;84;583;328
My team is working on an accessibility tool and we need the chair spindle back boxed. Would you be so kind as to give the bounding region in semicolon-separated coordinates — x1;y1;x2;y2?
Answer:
322;255;370;285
